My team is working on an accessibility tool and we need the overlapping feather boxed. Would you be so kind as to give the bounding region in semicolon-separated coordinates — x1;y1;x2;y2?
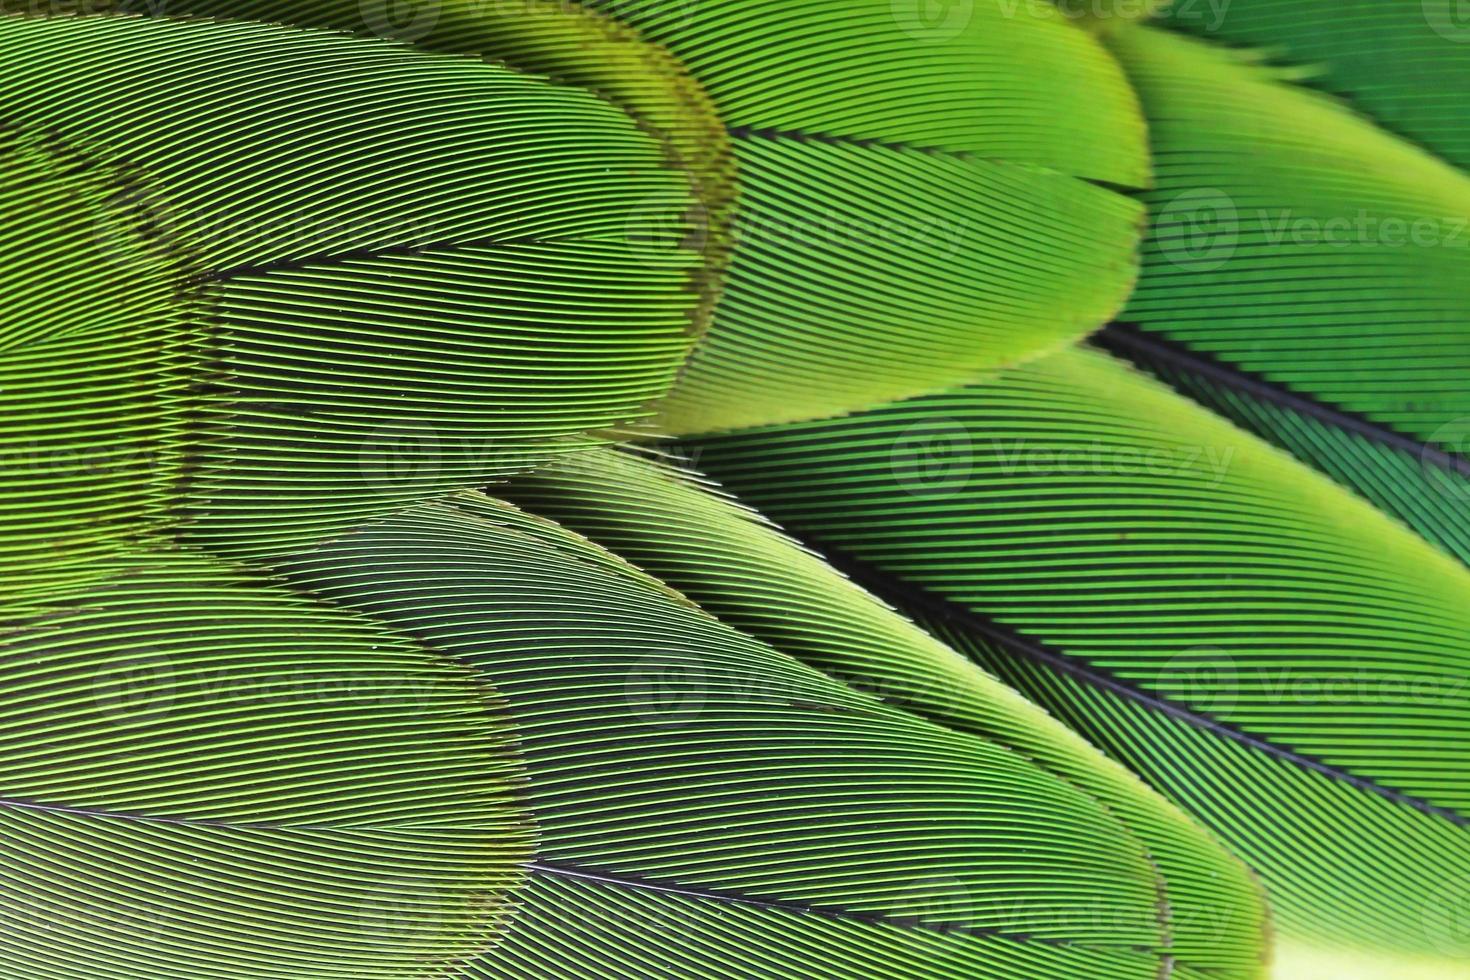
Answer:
685;344;1470;972
3;1;1465;978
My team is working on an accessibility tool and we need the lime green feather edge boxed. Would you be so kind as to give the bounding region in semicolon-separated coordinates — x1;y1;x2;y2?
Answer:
38;0;742;339
256;490;1266;979
0;128;190;615
683;343;1470;974
584;0;1152;432
494;444;1271;976
0;546;532;980
5;0;1154;436
1154;0;1470;176
1092;24;1470;570
1;2;1156;553
0;12;705;562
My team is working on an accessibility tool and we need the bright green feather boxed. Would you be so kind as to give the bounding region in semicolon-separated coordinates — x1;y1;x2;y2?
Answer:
0;548;530;979
269;491;1256;979
496;445;1270;976
686;344;1470;967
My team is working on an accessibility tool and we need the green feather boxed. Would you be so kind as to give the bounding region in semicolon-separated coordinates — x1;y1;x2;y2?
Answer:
0;549;530;979
685;344;1470;968
268;491;1264;979
1157;0;1470;173
495;445;1270;975
0;13;703;557
1095;25;1470;566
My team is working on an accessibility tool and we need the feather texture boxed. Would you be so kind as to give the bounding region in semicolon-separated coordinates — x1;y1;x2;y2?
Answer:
2;3;1459;977
268;492;1262;979
496;445;1269;976
1157;0;1470;173
578;0;1154;431
0;12;704;556
1094;25;1470;567
685;344;1470;967
0;549;530;979
0;128;192;614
